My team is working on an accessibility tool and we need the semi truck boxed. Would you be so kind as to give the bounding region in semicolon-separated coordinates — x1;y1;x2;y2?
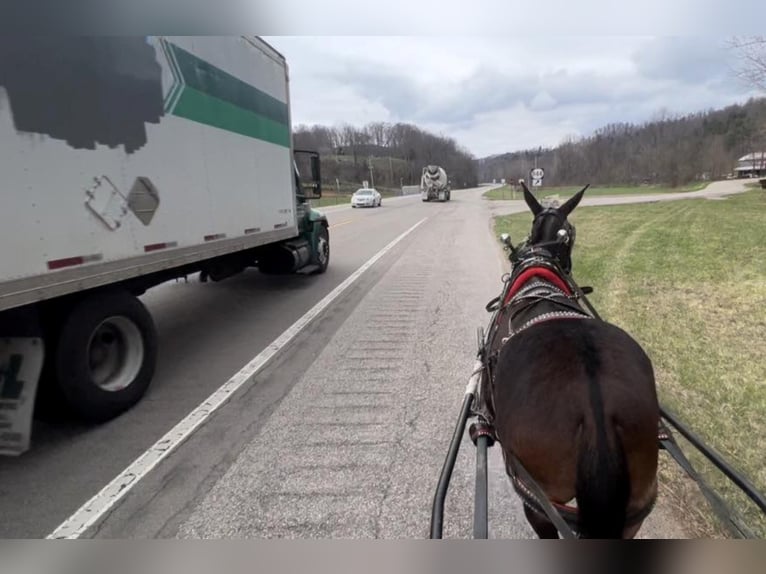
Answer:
420;165;451;202
0;36;330;455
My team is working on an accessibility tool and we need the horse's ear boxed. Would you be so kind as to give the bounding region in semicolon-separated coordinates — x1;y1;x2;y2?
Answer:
559;184;589;217
521;181;543;215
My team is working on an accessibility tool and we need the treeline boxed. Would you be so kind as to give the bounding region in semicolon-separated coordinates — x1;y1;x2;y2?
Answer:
293;122;478;191
478;97;766;187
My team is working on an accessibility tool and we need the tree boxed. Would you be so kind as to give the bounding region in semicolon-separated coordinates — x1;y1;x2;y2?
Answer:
475;98;766;187
292;121;478;190
730;36;766;91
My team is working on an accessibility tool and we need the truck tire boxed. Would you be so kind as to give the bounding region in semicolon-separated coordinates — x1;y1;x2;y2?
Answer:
312;225;330;274
52;290;157;422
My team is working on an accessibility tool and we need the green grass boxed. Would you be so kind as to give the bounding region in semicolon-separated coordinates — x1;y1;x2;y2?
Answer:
307;196;350;207
483;182;709;201
494;190;766;537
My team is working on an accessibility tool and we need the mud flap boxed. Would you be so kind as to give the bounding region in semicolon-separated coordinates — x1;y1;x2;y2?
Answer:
0;338;44;456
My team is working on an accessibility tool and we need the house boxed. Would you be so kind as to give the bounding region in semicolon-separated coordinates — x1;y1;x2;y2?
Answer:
734;152;766;178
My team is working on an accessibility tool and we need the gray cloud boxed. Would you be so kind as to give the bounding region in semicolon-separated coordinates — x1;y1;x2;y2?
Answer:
266;34;762;157
325;61;422;120
263;1;765;35
632;37;736;85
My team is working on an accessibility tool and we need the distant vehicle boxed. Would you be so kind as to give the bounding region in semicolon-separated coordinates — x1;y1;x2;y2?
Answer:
351;188;382;208
421;165;450;202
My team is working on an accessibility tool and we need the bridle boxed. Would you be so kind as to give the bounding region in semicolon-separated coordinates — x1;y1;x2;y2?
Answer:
525;208;576;274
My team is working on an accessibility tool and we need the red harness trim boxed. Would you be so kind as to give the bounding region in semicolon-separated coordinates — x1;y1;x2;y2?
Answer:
504;267;572;306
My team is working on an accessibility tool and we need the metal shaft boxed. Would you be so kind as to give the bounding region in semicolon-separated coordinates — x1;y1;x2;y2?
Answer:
473;435;489;539
429;393;474;539
661;407;766;514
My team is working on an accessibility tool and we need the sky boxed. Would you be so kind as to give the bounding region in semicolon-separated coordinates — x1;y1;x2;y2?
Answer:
264;34;762;158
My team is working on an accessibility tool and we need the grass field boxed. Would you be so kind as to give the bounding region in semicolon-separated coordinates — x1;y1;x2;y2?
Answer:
308;195;355;208
483;182;708;201
494;190;766;537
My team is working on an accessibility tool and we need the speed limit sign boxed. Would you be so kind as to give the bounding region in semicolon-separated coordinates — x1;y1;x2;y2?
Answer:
530;167;545;187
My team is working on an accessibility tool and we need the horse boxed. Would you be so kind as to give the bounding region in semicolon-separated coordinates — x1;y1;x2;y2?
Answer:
482;183;660;539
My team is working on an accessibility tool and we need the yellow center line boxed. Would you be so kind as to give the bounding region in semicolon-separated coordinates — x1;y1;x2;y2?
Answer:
329;220;354;230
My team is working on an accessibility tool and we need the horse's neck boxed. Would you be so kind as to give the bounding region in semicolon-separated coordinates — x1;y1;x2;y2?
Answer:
508;279;580;330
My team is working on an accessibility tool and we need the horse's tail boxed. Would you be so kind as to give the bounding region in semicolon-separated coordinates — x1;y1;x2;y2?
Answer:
575;423;630;538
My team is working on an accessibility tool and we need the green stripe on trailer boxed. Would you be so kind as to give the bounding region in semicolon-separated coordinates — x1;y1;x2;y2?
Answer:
172;87;291;147
167;41;289;128
159;40;290;146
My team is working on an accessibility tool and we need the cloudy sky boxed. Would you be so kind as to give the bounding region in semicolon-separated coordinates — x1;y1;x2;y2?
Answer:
264;34;761;158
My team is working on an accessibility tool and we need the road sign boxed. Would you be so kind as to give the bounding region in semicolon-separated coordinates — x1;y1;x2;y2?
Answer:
530;167;545;188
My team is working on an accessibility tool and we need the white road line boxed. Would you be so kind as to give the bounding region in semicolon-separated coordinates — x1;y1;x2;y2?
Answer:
47;217;429;539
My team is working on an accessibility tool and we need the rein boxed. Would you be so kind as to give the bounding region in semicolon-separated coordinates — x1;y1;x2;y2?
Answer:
478;254;595;426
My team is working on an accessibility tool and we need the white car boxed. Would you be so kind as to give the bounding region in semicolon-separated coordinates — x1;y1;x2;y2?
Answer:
351;188;382;208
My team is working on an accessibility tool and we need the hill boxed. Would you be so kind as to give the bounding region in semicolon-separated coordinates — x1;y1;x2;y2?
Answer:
477;98;766;187
293;122;478;191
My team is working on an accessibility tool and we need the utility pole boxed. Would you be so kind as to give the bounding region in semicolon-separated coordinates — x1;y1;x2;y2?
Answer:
368;156;375;189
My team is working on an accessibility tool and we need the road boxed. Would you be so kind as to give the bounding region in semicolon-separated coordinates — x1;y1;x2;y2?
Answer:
484;178;755;219
0;180;750;538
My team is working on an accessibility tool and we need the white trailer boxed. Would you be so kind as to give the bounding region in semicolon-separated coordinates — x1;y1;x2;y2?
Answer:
421;165;451;202
0;37;330;454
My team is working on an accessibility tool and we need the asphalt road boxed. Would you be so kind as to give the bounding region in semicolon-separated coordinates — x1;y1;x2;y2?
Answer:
0;180;750;538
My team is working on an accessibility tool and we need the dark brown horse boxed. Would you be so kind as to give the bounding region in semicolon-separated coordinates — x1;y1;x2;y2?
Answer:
484;184;660;538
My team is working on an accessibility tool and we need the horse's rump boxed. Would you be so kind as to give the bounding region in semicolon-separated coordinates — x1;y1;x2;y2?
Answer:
491;319;660;537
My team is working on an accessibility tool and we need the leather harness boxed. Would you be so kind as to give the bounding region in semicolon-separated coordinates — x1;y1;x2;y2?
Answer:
478;252;658;536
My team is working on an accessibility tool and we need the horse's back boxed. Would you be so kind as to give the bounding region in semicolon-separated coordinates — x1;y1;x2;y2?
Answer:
492;318;659;502
493;318;658;419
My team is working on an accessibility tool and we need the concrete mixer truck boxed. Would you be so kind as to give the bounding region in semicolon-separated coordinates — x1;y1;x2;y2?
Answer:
420;165;451;202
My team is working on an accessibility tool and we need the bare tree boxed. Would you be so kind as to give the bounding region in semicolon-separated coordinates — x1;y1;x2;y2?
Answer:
730;36;766;91
292;121;479;189
476;98;766;187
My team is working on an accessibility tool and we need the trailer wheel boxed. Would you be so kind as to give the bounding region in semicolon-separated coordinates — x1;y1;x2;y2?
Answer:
312;225;330;274
52;290;157;422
